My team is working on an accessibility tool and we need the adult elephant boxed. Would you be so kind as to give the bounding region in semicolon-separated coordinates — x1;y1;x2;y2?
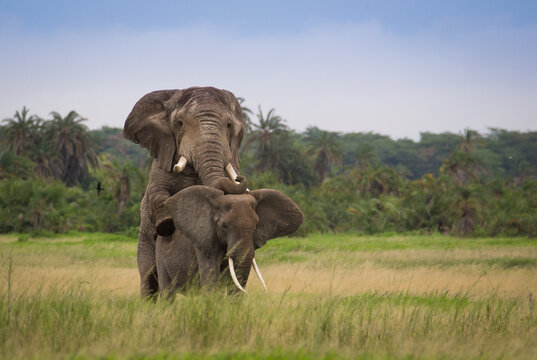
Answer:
123;87;248;297
158;186;303;296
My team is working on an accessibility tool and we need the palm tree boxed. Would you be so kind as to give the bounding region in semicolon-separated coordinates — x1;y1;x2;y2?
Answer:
441;128;486;187
304;126;343;182
30;139;63;179
241;106;288;155
0;106;40;156
354;143;377;171
252;130;315;185
437;129;487;236
98;153;145;216
457;128;485;154
44;111;99;185
441;150;479;186
236;97;254;135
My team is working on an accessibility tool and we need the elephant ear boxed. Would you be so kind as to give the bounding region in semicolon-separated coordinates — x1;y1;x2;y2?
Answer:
221;89;244;170
250;189;304;249
123;90;181;171
164;185;223;252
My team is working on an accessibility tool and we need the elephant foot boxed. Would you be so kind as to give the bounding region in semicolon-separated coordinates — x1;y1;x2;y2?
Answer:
156;216;175;236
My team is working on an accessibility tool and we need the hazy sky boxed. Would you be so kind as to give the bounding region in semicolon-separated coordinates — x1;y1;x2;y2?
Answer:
1;0;536;140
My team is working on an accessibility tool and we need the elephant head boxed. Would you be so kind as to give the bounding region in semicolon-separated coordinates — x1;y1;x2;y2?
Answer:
164;186;304;292
123;87;247;194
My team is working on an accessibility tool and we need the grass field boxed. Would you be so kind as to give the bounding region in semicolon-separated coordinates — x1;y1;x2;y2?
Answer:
1;233;536;359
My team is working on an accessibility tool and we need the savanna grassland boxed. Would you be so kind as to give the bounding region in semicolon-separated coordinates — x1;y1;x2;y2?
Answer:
1;233;537;360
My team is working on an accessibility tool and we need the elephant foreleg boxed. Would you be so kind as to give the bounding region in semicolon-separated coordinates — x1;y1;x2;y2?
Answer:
138;196;159;299
138;239;159;298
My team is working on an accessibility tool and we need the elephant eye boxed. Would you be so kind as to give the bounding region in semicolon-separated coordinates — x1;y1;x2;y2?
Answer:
178;120;184;127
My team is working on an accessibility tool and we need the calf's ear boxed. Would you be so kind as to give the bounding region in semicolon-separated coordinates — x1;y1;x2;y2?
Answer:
164;186;223;251
249;189;304;249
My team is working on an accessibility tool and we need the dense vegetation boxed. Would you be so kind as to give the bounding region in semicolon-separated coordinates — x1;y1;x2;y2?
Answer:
1;105;536;236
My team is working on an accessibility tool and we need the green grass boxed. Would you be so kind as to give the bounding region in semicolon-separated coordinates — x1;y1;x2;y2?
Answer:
267;233;537;253
371;256;537;269
1;232;537;359
2;233;137;267
257;233;537;266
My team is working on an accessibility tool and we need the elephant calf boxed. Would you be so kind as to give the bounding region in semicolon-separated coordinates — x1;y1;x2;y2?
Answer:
149;185;303;296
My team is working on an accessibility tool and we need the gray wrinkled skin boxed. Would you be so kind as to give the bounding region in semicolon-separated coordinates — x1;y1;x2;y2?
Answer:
123;87;249;298
156;186;303;298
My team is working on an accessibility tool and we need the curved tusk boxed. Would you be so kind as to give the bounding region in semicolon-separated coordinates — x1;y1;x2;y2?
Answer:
225;163;239;183
173;156;187;173
252;258;268;292
228;257;247;293
225;163;250;191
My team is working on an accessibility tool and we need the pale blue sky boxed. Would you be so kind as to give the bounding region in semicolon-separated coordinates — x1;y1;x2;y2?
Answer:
1;1;536;139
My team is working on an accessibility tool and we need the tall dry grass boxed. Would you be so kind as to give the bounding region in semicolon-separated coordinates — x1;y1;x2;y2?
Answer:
1;285;536;359
1;233;537;359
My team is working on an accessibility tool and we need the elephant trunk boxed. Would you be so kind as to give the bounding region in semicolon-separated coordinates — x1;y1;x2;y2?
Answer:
193;123;247;194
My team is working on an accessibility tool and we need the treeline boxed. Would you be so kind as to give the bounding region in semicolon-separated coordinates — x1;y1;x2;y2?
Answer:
0;108;147;234
1;106;536;237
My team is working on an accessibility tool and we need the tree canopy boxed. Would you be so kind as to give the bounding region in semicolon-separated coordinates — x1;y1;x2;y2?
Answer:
1;104;536;237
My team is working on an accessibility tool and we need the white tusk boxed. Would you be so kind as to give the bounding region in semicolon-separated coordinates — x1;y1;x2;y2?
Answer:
228;257;247;293
225;163;250;191
173;156;187;173
252;258;268;292
225;163;239;183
